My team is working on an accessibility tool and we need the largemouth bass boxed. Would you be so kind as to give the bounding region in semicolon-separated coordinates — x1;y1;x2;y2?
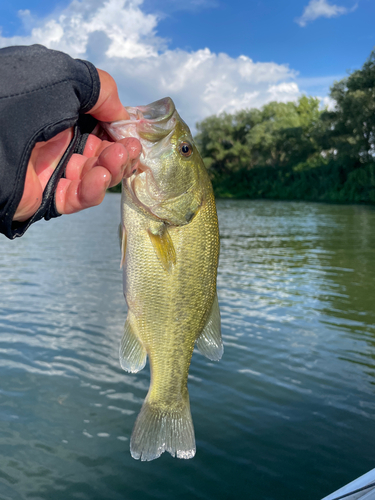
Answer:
104;97;222;461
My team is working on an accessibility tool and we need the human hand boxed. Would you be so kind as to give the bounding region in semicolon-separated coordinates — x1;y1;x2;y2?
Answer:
13;69;141;222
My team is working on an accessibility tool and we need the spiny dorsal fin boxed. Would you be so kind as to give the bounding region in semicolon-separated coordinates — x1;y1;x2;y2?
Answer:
196;293;223;361
120;318;147;373
147;224;176;273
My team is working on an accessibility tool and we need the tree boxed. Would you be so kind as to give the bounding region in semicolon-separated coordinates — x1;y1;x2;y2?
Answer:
195;96;323;174
193;47;375;203
322;48;375;162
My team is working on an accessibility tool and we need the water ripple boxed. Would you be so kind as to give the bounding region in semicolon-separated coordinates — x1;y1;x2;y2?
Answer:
0;198;375;499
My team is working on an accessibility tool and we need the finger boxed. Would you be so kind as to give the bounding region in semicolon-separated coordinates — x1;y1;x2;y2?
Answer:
82;135;107;158
82;134;119;159
55;167;111;214
66;143;130;187
83;135;142;163
118;137;142;162
94;143;130;187
88;69;129;122
64;153;87;181
78;167;111;208
85;137;142;181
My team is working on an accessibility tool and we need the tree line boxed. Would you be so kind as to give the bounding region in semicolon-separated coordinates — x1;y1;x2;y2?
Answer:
195;48;375;204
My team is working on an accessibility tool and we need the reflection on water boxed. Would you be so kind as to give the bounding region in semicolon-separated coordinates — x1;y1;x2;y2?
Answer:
0;196;375;500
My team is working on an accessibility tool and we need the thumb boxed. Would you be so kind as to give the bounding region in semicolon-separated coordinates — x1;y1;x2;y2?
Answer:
88;69;129;122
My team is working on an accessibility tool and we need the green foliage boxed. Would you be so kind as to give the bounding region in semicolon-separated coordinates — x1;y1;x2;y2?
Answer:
322;50;375;162
212;159;375;204
195;96;323;175
195;47;375;204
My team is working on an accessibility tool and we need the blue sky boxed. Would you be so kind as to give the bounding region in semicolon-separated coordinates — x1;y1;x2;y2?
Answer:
0;0;374;127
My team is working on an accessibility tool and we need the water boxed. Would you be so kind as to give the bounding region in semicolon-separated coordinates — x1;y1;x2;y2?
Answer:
0;196;375;500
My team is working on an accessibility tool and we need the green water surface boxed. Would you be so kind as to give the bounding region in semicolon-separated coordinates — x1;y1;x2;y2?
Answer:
0;197;374;500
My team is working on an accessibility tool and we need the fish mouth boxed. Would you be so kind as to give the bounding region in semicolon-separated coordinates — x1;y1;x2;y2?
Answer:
134;97;175;123
129;97;176;142
104;97;177;143
103;96;178;187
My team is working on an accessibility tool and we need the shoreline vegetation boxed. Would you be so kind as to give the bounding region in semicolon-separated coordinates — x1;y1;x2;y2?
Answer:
109;48;375;204
195;48;375;204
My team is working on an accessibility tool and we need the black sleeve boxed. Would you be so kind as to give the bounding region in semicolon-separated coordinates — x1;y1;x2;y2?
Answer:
0;44;101;239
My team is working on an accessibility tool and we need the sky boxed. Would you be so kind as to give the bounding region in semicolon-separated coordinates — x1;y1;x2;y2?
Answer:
0;0;374;130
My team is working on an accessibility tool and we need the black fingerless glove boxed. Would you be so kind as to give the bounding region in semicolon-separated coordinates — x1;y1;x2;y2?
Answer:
0;44;101;239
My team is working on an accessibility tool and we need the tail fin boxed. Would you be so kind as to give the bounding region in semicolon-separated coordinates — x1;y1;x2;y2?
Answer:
130;396;196;461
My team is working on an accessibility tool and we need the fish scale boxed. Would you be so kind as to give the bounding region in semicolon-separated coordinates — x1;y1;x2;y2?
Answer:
123;192;218;401
104;97;223;461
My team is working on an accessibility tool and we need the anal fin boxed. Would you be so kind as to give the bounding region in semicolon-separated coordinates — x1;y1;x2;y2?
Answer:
120;318;147;373
196;293;223;361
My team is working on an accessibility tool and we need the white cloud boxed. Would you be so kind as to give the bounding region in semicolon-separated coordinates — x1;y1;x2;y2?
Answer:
267;82;300;102
0;0;301;128
320;95;336;110
104;49;300;128
0;0;161;59
295;0;357;27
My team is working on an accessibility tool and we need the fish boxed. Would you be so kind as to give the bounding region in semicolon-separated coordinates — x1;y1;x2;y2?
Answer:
104;97;223;461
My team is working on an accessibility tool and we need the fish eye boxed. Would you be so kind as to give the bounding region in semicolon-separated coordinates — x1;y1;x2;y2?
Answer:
179;141;193;158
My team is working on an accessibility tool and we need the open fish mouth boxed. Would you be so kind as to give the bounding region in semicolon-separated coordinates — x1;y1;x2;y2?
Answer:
130;97;177;142
103;97;179;181
105;97;177;143
132;97;175;122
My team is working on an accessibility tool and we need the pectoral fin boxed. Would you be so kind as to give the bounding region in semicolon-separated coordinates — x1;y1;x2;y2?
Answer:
119;223;127;268
196;293;223;361
147;224;176;273
119;318;147;373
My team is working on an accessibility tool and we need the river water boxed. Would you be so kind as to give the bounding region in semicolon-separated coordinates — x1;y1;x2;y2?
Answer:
0;196;374;500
